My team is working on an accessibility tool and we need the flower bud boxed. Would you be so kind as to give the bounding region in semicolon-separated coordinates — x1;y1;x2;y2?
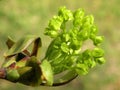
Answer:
93;36;104;46
95;57;105;64
92;48;104;58
58;6;73;21
49;16;63;30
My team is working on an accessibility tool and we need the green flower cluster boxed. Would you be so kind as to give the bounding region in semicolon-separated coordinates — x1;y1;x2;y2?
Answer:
0;6;105;86
44;6;105;75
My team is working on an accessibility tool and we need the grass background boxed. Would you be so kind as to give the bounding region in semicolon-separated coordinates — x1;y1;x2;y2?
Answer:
0;0;120;90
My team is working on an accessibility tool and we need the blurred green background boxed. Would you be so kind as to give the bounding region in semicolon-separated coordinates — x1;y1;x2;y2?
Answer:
0;0;120;90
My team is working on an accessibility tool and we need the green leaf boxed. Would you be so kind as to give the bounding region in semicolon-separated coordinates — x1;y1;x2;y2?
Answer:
6;36;15;49
45;37;63;60
2;57;16;68
17;66;37;86
6;69;20;82
17;66;32;76
53;70;77;86
40;59;53;86
26;56;42;86
47;49;62;61
5;35;41;58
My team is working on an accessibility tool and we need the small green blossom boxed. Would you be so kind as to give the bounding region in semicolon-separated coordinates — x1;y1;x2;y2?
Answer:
92;47;104;58
49;16;63;30
58;6;73;21
45;6;105;75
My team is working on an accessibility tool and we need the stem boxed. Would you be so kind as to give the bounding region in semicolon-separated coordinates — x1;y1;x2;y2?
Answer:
61;21;66;32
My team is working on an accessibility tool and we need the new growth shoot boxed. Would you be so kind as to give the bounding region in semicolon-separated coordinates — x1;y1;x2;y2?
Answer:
0;6;105;86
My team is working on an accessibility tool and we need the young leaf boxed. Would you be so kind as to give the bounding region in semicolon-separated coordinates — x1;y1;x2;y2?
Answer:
26;56;42;86
5;35;41;58
6;69;20;82
6;36;15;49
40;59;53;86
53;70;77;86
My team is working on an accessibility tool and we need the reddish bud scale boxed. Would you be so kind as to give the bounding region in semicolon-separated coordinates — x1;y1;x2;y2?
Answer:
0;68;6;79
8;62;16;69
